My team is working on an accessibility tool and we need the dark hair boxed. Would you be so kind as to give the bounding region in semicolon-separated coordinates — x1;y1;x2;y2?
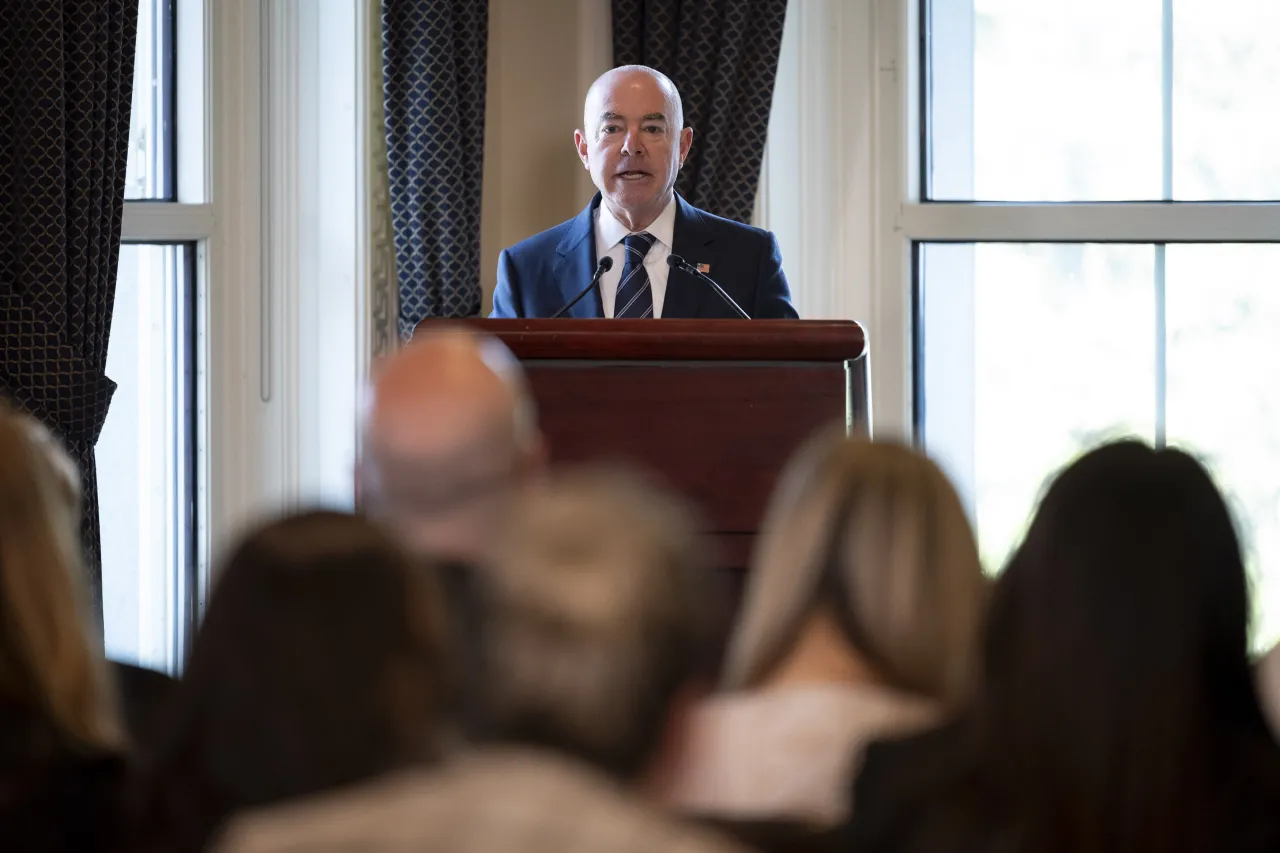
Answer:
136;511;445;852
967;441;1280;853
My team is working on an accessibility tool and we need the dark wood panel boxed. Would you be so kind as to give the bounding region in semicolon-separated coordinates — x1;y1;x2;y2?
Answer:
526;362;844;535
410;318;858;582
427;318;867;362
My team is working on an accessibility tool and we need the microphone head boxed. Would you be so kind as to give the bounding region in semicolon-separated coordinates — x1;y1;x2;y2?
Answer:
597;256;614;272
667;254;687;270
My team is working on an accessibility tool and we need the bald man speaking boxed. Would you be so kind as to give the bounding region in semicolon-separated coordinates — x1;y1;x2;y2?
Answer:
491;65;798;320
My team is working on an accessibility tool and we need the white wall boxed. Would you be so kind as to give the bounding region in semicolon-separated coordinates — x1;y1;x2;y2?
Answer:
754;0;876;326
759;0;914;438
479;0;611;313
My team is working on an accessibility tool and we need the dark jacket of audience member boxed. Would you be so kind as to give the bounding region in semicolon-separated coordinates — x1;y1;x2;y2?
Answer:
0;409;128;852
848;441;1280;853
133;511;447;853
0;707;125;853
111;662;177;753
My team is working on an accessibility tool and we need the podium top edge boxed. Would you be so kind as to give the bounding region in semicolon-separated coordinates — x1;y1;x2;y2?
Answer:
412;318;868;362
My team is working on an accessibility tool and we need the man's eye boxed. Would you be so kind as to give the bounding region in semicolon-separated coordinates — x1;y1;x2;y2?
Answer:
644;126;663;133
602;125;619;134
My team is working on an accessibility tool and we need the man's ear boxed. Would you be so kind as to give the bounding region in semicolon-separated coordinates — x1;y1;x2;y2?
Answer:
574;129;590;169
678;126;694;168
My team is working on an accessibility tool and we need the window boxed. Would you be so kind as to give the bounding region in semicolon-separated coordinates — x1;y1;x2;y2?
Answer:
913;0;1280;652
124;0;175;200
100;244;196;670
106;0;209;672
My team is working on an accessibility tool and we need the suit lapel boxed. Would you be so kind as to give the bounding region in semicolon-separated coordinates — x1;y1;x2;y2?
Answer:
665;194;717;319
552;194;604;318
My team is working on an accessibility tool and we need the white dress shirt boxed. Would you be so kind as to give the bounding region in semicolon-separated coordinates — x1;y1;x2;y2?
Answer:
594;197;677;318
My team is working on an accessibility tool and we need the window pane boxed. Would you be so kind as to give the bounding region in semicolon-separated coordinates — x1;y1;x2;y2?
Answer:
1167;245;1280;650
100;244;193;672
921;241;1280;654
928;0;1280;201
124;0;173;200
929;0;1162;201
920;243;1157;569
1173;2;1280;199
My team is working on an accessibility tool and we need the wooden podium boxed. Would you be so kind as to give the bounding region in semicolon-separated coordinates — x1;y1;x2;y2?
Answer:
421;319;869;572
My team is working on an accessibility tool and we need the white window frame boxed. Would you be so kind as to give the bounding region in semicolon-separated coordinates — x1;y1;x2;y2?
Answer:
869;0;1280;446
202;0;393;579
119;0;213;664
119;0;392;655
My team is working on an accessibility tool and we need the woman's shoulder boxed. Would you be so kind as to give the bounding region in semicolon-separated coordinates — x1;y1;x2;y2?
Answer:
686;685;935;776
854;719;969;804
669;685;940;825
1213;732;1280;853
848;721;995;853
1257;645;1280;738
700;684;937;736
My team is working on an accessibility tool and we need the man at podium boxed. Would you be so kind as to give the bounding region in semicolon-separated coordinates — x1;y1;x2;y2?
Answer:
491;65;798;321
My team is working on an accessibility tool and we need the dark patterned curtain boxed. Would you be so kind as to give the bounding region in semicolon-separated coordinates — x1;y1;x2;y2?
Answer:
0;0;138;627
613;0;788;224
383;0;488;338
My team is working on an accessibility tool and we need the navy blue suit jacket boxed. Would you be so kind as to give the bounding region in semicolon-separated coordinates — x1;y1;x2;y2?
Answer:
490;194;798;319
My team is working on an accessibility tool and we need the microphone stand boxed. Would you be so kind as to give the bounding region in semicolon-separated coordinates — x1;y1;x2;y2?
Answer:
667;255;752;319
550;257;614;319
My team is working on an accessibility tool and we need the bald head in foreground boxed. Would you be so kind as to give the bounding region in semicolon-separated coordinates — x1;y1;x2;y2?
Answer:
491;65;797;320
360;326;544;565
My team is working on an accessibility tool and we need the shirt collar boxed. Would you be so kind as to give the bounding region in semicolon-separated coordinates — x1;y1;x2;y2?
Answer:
595;194;678;251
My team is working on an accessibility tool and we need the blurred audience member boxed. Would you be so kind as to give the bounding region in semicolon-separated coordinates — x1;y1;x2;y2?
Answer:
360;325;543;565
849;441;1280;853
13;408;178;750
0;409;126;852
1261;643;1280;739
216;468;746;853
667;431;986;844
136;512;446;853
361;327;545;733
112;662;176;752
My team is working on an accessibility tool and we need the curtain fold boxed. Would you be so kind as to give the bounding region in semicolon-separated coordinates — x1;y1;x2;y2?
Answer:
0;0;139;627
382;0;489;338
369;0;400;358
612;0;789;224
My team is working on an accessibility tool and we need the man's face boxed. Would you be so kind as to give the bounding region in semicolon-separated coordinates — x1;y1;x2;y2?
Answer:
575;72;694;226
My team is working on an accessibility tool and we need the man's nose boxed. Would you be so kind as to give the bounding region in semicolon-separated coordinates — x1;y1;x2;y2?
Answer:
620;127;645;157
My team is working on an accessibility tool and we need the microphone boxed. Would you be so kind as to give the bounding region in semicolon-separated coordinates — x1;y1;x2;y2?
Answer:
550;257;613;319
667;255;751;319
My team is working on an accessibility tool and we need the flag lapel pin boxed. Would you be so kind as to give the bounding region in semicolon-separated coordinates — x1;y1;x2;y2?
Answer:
696;263;712;274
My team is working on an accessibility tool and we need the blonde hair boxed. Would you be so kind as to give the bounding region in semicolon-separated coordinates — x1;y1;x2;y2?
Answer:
482;466;709;778
722;427;986;708
0;408;123;750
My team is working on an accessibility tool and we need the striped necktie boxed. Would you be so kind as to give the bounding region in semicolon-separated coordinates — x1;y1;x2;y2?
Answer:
615;231;656;319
